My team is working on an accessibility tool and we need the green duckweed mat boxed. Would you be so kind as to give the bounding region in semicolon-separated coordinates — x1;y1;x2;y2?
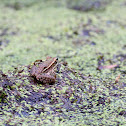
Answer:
0;0;126;125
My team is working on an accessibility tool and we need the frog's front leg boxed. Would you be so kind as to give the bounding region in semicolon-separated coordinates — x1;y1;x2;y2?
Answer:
30;65;37;77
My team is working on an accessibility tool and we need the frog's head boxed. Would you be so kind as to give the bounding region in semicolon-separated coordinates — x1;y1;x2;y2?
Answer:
42;57;58;72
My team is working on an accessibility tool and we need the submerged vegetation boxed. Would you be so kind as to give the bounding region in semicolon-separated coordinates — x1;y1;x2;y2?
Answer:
0;0;126;125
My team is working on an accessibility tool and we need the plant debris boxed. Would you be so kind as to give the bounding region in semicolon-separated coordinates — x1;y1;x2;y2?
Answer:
97;64;119;70
115;74;120;83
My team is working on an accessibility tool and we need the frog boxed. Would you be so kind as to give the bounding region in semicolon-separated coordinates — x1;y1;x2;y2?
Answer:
30;57;58;84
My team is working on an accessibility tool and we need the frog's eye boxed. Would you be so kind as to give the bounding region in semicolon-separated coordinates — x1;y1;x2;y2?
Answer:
55;58;58;62
43;67;47;69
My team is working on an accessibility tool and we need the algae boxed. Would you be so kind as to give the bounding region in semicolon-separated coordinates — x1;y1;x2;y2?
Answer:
0;0;126;125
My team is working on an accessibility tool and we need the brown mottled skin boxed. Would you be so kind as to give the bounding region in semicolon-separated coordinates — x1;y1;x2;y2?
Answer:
30;57;58;84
